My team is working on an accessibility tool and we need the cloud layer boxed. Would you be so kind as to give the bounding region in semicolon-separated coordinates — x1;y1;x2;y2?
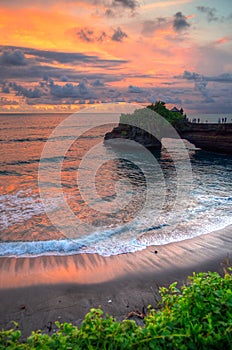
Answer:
0;0;231;113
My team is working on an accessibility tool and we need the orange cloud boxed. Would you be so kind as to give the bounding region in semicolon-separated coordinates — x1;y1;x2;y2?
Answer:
214;37;230;45
0;1;192;79
0;7;93;51
0;1;199;107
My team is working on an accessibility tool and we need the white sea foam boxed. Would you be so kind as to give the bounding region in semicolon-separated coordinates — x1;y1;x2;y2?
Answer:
0;215;232;257
0;190;66;230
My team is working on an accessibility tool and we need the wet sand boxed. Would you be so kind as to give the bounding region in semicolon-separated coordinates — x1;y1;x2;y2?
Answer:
0;225;231;338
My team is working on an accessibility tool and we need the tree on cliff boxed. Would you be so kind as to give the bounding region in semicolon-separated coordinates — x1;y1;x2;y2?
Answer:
118;101;186;138
147;101;184;127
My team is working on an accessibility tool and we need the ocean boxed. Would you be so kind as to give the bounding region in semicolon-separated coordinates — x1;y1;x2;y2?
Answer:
1;112;232;257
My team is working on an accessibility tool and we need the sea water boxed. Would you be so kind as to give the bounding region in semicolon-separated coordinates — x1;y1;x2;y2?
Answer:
0;113;232;257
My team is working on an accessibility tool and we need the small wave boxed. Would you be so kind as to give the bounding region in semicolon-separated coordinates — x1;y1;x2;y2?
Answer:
0;190;61;230
0;233;146;258
0;239;85;257
1;217;232;258
5;159;41;166
39;156;65;163
140;223;169;233
4;156;64;167
0;224;129;257
3;137;47;144
1;135;92;144
0;170;22;176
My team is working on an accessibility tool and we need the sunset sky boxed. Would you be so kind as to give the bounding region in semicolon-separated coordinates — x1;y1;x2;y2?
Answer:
0;0;232;113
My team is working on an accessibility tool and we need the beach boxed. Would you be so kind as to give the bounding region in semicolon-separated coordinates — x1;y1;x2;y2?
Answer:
0;224;231;338
1;0;232;345
1;114;232;340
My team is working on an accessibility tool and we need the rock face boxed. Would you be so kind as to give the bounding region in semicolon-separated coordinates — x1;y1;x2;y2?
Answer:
104;124;162;150
179;123;232;155
105;122;232;155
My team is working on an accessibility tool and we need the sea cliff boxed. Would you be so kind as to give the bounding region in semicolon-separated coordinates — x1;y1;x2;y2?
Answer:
179;123;232;155
104;123;162;150
105;120;232;155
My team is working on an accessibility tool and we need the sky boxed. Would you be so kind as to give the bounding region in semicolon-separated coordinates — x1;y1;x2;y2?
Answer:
0;0;232;113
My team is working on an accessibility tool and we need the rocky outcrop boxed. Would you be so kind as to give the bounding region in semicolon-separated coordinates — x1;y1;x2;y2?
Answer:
104;124;162;150
179;123;232;155
104;122;232;155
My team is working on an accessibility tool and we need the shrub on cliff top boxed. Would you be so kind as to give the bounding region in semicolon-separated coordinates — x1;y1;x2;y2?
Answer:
147;101;184;125
0;270;231;349
119;101;185;133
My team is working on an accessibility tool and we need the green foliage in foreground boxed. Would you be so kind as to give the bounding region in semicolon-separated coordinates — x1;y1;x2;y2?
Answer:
1;271;232;349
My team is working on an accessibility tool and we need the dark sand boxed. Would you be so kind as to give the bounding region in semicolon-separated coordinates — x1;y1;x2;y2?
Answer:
0;225;231;338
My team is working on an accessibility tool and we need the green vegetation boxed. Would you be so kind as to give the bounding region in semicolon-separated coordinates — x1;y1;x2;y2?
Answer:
120;107;160;132
1;270;231;349
147;101;185;127
121;130;128;136
120;101;185;133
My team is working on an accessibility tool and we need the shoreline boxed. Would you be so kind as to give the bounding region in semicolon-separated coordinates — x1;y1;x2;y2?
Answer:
0;224;231;337
0;224;231;289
